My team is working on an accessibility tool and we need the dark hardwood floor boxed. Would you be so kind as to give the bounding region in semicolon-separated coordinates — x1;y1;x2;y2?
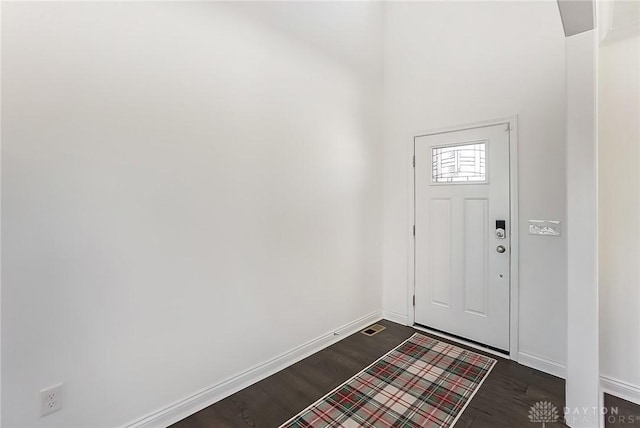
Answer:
172;320;638;427
604;395;640;426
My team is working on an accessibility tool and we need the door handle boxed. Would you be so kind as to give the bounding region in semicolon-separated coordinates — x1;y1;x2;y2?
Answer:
496;245;506;254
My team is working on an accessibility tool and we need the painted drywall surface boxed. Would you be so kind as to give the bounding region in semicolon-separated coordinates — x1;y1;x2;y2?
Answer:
382;1;568;367
598;33;640;392
565;29;599;427
1;3;384;427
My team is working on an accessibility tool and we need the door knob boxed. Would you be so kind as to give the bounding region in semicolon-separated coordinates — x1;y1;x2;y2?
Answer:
496;245;506;253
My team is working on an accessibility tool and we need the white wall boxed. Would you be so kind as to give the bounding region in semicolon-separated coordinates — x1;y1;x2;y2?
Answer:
598;31;640;400
382;1;568;370
1;3;383;427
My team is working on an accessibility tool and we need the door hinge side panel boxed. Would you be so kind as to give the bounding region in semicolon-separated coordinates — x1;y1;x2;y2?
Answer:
413;225;415;236
412;155;415;167
413;295;416;307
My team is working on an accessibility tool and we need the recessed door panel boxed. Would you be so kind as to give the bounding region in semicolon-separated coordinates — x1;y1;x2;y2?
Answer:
429;199;451;307
463;198;488;316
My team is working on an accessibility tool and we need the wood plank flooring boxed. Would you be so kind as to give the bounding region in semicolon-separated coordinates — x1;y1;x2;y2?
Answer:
171;320;638;427
604;395;640;426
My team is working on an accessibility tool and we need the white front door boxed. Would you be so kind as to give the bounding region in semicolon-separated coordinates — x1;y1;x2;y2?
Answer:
414;123;511;352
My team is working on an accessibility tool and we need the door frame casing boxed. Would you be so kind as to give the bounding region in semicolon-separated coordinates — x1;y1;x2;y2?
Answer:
406;116;520;361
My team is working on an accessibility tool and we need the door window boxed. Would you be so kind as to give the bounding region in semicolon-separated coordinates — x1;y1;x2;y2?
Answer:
431;141;487;184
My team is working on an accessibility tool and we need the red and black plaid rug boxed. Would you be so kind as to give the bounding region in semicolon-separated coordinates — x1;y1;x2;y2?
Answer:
279;333;496;428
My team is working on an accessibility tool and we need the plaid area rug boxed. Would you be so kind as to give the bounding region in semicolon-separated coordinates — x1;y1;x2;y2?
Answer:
279;333;496;428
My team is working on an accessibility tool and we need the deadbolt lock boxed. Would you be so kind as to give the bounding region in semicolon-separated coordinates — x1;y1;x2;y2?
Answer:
496;220;506;239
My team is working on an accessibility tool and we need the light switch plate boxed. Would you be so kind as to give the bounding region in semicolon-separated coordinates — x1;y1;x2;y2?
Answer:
529;220;561;236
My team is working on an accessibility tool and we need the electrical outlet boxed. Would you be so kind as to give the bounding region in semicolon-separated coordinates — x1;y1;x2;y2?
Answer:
40;384;63;416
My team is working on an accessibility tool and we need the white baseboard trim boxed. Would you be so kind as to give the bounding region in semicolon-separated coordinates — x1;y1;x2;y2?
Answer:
123;309;383;428
382;310;409;326
601;375;640;405
518;351;566;379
